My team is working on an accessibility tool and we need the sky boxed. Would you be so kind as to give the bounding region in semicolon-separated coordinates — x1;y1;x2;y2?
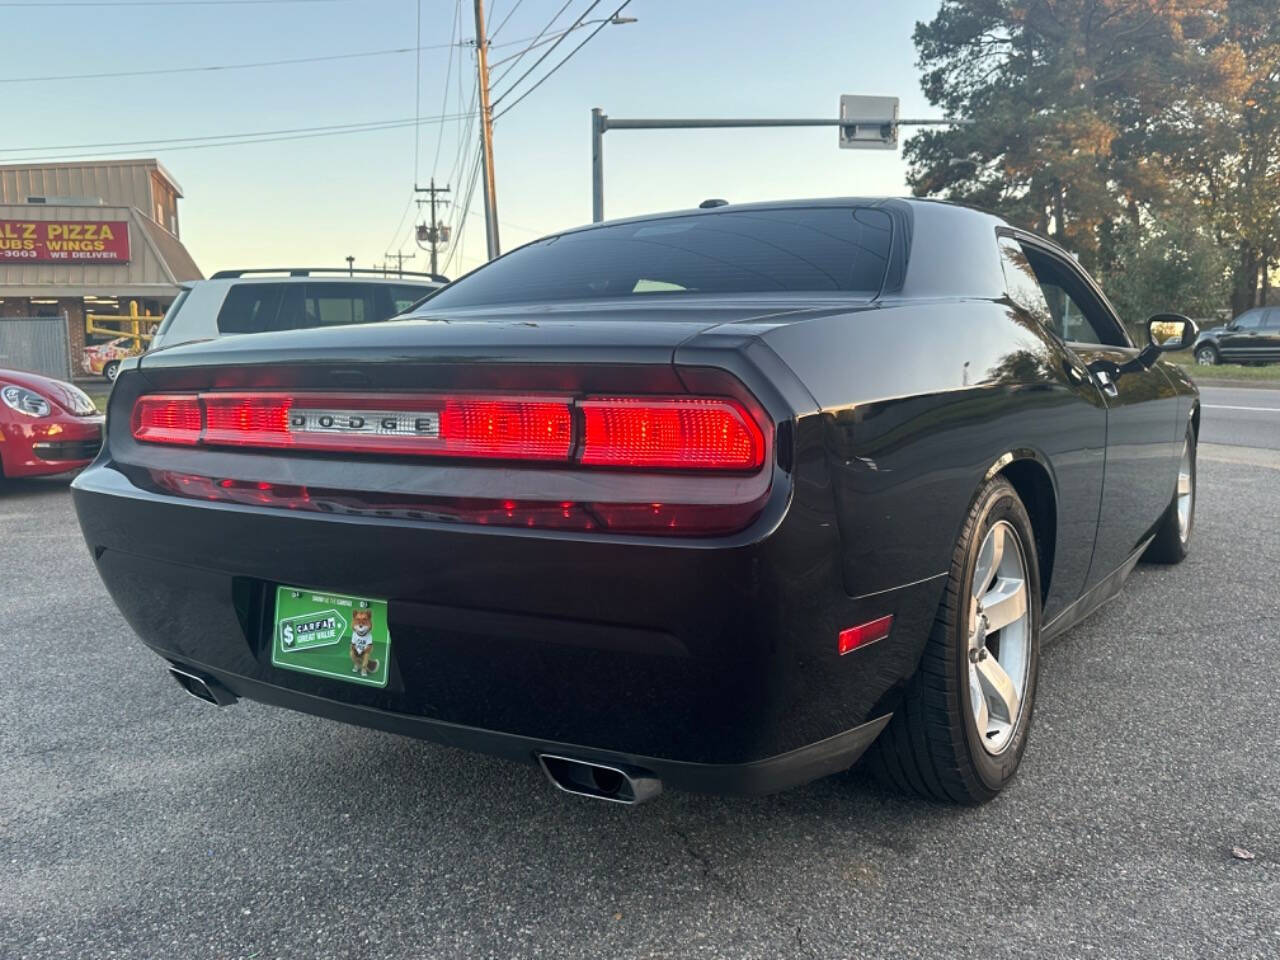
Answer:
0;0;945;277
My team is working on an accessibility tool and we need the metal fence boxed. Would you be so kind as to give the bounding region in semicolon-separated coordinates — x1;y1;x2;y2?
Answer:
0;315;71;380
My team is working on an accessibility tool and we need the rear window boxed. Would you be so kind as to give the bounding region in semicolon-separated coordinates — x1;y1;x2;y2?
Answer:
216;283;286;335
217;281;395;334
301;283;374;327
419;206;893;310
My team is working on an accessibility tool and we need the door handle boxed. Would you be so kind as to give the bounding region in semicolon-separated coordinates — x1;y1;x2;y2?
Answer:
1092;368;1119;398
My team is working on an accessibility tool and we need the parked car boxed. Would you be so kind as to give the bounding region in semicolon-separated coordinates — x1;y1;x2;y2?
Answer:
149;267;447;351
73;199;1199;805
1;367;103;480
82;336;142;382
1191;306;1280;365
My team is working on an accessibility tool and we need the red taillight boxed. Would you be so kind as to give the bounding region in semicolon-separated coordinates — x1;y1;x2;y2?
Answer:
130;394;201;446
837;615;894;656
130;390;767;472
579;397;765;470
203;394;293;447
138;392;575;461
438;397;572;460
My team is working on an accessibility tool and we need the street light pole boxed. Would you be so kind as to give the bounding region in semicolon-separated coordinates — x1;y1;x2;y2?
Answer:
473;0;500;260
589;109;974;222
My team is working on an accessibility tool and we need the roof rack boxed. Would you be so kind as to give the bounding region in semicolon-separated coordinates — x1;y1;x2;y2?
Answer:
209;267;449;283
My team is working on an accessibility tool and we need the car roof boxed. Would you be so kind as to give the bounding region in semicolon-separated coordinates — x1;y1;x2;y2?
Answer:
551;196;1009;238
184;275;443;290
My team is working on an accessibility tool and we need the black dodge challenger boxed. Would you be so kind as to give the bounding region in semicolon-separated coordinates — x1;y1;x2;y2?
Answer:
73;199;1200;805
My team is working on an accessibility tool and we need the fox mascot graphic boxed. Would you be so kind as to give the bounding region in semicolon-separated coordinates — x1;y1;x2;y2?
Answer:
349;608;379;676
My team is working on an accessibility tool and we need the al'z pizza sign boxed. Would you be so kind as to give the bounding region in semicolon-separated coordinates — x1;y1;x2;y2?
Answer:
0;220;131;264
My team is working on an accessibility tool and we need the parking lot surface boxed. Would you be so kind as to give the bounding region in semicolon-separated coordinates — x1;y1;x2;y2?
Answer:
3;389;1278;960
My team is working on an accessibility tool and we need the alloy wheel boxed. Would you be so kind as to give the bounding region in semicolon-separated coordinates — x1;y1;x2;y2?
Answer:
967;520;1032;755
1195;348;1216;366
1176;442;1193;543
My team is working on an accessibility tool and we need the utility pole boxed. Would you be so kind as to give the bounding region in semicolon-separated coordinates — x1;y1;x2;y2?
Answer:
383;251;413;277
472;0;500;259
414;178;452;276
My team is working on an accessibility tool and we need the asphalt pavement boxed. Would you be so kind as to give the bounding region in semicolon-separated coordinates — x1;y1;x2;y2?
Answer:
3;388;1279;960
1199;385;1280;451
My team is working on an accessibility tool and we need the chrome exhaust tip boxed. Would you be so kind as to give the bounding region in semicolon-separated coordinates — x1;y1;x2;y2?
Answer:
538;754;662;805
167;665;238;707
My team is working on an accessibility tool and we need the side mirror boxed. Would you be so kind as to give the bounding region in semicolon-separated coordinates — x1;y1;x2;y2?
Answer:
1146;314;1199;352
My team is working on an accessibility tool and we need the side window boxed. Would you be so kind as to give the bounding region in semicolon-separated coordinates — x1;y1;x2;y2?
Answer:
1263;309;1280;329
999;236;1125;346
998;236;1054;329
1036;280;1110;345
388;285;431;315
216;283;284;335
301;283;375;328
1235;310;1263;330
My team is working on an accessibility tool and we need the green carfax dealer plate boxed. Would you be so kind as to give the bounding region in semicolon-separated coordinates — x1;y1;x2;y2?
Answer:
272;587;391;688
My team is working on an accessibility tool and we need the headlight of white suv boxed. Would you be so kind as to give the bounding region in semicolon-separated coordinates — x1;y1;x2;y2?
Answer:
1;385;52;418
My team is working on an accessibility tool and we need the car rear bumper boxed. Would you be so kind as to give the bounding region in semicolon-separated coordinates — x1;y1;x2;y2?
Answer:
164;658;892;795
73;461;945;795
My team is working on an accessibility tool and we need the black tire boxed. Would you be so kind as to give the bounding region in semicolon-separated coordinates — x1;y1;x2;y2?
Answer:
1142;428;1196;564
1194;345;1218;366
103;361;120;382
866;475;1041;804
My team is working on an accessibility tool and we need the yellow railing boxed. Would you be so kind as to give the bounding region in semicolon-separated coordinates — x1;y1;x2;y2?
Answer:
85;300;160;350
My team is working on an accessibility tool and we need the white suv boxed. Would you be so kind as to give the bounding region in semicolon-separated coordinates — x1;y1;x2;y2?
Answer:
150;268;446;351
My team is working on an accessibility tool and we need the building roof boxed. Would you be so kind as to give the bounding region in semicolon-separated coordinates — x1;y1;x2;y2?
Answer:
0;157;183;198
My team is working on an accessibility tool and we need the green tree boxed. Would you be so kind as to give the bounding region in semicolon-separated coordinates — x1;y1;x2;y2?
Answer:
907;1;1231;272
1099;211;1231;336
1165;0;1280;313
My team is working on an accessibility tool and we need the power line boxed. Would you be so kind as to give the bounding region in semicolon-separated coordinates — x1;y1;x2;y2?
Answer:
489;20;575;69
487;0;525;40
490;0;602;106
489;0;573;90
0;0;352;5
494;0;632;119
441;46;479;195
442;131;486;273
443;150;484;274
389;0;462;258
429;0;463;183
0;45;451;85
0;27;570;86
5;113;478;165
389;0;460;259
412;0;423;180
0;112;475;155
383;193;418;260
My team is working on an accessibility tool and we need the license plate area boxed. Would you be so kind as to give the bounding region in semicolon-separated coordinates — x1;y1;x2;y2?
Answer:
272;586;390;688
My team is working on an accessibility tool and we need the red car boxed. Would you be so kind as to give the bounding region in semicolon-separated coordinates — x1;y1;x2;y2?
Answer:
0;368;104;479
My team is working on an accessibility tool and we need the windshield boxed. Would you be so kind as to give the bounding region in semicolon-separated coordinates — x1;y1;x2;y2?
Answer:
418;206;893;311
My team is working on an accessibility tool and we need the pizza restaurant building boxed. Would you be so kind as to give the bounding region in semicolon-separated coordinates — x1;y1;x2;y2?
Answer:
0;159;202;379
